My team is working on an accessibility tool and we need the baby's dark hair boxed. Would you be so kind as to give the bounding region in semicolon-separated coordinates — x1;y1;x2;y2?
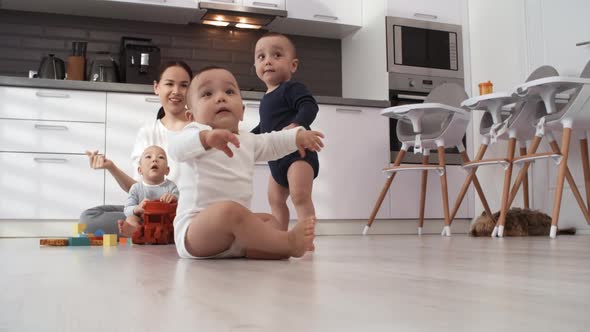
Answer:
156;60;193;120
186;65;240;110
256;32;297;57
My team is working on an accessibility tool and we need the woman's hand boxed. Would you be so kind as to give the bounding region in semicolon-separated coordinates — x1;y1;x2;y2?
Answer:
200;129;241;158
295;130;325;157
85;150;114;170
160;193;177;204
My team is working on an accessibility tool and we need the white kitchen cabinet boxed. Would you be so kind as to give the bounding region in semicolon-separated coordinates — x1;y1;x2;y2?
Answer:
0;0;199;24
0;153;104;219
312;105;390;219
243;0;285;10
387;0;463;25
104;92;162;205
267;0;362;39
0;86;106;220
0;87;105;123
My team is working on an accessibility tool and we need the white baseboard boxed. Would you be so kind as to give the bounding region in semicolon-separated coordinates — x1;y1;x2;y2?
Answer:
0;218;471;237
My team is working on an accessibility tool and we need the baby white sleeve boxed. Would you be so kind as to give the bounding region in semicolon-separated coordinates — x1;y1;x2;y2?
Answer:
253;127;300;162
168;123;211;162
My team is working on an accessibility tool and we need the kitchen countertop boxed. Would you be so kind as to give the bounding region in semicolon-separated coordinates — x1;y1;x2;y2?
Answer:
0;76;391;108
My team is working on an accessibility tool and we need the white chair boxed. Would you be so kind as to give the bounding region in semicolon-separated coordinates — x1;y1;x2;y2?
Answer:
512;60;590;237
459;66;559;237
365;83;470;236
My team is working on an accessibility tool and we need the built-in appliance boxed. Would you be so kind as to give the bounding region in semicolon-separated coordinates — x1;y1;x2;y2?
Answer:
386;16;465;165
119;37;161;85
197;2;287;29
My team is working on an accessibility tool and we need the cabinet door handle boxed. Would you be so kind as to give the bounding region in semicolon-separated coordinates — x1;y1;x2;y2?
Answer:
145;97;161;103
314;14;338;21
34;157;68;163
35;91;70;98
414;13;438;20
576;41;590;46
210;0;237;3
255;161;268;166
252;1;278;7
34;124;69;131
245;103;260;108
336;108;362;113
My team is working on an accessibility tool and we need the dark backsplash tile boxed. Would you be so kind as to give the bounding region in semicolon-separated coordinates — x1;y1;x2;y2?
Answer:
0;9;342;96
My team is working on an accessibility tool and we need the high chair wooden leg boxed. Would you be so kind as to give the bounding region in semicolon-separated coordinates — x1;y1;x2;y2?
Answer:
418;154;429;235
547;139;590;225
364;149;407;234
450;144;493;223
507;135;543;209
437;146;451;236
519;145;530;209
496;138;517;238
551;128;573;238
580;138;590;211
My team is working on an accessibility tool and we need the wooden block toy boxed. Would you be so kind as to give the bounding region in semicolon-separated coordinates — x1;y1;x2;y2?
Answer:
73;223;87;236
132;201;176;245
89;239;103;246
69;237;91;246
40;238;69;246
119;237;127;244
103;234;117;247
94;229;105;237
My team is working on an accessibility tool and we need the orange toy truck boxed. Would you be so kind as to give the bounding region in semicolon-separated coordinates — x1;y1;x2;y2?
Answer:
132;201;177;245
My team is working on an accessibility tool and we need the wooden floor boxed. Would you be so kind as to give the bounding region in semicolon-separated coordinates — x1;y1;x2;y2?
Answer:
1;235;589;332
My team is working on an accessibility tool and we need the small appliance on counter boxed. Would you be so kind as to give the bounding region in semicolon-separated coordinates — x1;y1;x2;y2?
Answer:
66;41;87;81
88;51;119;82
37;54;65;80
119;36;161;84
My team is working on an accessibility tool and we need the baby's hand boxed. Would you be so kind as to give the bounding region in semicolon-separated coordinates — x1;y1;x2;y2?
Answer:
160;193;177;204
295;130;325;157
133;199;149;216
201;129;241;158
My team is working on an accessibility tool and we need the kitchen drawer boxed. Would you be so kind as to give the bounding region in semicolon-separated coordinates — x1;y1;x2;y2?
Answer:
0;152;104;219
0;87;106;123
0;119;105;154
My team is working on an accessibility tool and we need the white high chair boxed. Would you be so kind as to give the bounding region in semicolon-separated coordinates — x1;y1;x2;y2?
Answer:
459;66;560;237
512;60;590;238
364;83;470;236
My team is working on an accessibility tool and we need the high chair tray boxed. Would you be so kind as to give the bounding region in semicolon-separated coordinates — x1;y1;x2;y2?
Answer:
515;77;590;97
380;103;467;119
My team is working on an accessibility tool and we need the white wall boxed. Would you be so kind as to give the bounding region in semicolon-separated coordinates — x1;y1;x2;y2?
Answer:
341;0;389;100
467;0;530;215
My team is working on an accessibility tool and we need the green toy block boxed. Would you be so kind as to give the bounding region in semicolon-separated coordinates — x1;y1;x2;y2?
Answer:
69;237;91;246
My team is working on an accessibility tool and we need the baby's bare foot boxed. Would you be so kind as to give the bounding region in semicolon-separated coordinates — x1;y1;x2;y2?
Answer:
287;217;316;258
118;220;139;237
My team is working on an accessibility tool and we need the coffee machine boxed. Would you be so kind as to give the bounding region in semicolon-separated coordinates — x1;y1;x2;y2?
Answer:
119;37;161;84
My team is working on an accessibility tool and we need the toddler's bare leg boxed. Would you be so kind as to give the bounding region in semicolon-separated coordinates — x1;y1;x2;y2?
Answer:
287;161;317;250
184;201;315;258
118;215;141;237
268;175;290;230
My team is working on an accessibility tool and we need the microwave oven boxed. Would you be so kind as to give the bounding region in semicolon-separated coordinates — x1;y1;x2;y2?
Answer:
386;16;463;81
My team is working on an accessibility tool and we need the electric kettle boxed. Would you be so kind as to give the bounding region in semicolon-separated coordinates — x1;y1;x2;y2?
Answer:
37;54;66;79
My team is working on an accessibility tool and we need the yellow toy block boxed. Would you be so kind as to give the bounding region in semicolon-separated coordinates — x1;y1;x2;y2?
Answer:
103;234;118;247
73;223;87;236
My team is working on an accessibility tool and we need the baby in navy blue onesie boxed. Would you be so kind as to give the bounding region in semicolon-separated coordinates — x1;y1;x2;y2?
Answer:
252;32;321;233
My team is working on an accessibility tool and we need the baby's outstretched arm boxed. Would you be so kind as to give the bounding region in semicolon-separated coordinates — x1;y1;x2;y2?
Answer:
295;130;325;157
200;129;241;158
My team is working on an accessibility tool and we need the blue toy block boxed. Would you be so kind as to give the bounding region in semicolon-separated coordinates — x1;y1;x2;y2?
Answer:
94;229;105;237
69;237;91;246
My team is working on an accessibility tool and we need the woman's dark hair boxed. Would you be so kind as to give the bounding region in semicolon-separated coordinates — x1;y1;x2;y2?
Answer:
156;60;193;120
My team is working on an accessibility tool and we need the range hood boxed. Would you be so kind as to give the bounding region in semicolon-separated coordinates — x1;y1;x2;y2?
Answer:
197;2;287;29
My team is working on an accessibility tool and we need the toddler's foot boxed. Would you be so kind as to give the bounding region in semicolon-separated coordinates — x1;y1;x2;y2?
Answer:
118;219;139;237
287;217;316;258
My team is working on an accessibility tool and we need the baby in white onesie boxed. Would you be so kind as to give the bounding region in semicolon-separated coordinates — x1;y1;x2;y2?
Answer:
168;66;324;259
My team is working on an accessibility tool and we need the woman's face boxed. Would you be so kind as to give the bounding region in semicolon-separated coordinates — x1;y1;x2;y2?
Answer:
153;66;191;117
